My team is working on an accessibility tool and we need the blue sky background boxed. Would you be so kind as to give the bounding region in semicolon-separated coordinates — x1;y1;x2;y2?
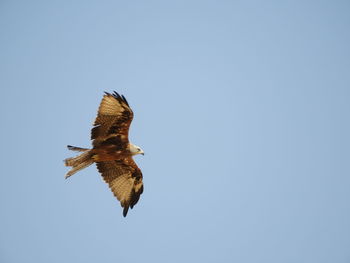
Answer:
1;1;350;262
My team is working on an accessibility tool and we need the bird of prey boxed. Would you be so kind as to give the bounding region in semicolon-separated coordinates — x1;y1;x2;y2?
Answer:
64;92;144;217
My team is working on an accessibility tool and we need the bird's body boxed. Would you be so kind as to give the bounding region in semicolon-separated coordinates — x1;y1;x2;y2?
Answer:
90;142;141;161
64;92;144;217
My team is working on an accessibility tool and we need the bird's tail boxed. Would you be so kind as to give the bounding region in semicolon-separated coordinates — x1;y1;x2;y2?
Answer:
64;145;94;179
67;145;90;152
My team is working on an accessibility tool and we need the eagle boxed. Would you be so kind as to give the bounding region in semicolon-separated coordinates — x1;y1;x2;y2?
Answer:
64;91;144;217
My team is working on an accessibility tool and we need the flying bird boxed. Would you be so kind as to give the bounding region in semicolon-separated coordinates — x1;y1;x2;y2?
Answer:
64;92;144;217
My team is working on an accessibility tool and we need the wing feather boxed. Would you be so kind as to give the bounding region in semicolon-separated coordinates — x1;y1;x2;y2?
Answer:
92;92;133;148
96;158;143;217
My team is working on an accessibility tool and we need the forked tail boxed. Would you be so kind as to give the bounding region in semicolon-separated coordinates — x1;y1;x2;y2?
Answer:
64;145;94;179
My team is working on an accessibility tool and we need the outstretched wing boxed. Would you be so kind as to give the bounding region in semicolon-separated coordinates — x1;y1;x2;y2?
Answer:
96;158;143;217
91;91;133;148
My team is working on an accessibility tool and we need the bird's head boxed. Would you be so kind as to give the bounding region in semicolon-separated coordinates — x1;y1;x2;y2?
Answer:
129;143;144;156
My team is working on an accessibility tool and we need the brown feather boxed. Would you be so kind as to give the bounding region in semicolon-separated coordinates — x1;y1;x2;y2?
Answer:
91;92;133;148
96;158;143;217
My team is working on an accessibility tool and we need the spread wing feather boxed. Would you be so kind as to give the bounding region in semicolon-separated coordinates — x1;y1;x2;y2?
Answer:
92;92;133;148
96;159;143;217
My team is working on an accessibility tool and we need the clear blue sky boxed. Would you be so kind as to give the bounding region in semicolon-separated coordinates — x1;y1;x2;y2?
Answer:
1;1;350;262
